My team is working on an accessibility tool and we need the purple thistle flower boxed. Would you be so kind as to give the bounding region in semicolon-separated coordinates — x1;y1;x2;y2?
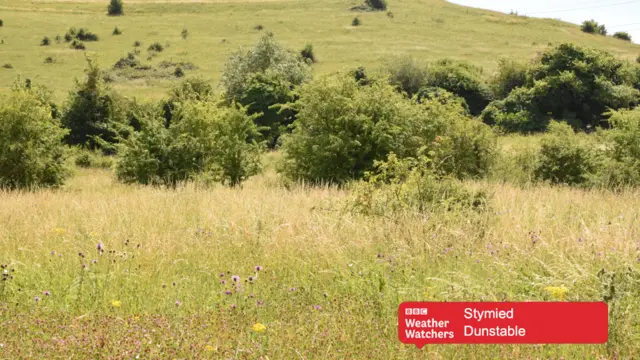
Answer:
230;303;236;310
248;276;254;282
175;300;182;307
255;266;263;272
34;296;41;302
257;300;264;306
43;290;51;296
232;275;240;282
289;287;296;292
97;243;104;252
219;273;225;277
249;293;255;298
220;279;226;285
313;305;322;310
91;259;97;264
224;290;232;295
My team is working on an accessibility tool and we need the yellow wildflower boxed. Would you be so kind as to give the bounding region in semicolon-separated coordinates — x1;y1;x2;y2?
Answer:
252;322;267;333
544;286;568;301
52;227;66;235
204;345;216;352
111;300;122;308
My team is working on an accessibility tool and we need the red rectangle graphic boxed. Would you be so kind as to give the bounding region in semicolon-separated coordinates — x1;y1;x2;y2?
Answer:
398;302;608;346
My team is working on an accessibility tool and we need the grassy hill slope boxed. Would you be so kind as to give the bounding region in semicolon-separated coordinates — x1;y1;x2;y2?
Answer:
1;0;639;100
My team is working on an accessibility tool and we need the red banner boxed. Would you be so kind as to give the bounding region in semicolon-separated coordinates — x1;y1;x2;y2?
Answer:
398;302;608;347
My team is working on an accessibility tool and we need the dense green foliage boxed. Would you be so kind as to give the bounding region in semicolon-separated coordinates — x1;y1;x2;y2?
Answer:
61;58;127;151
386;56;428;98
116;101;263;187
0;89;69;189
613;32;632;42
489;58;528;99
279;73;495;184
581;20;606;35
365;0;387;11
108;0;124;16
482;43;640;133
161;77;215;127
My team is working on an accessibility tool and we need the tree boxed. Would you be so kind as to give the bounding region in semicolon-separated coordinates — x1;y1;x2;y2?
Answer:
108;0;124;16
61;58;127;151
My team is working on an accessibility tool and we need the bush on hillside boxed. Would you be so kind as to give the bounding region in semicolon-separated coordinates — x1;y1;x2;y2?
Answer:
591;108;640;188
348;153;489;217
62;58;127;151
41;37;51;46
482;43;640;132
534;121;597;186
581;20;606;35
0;20;3;27
0;90;69;189
426;59;493;116
73;147;114;169
113;27;122;35
365;0;387;11
222;33;311;101
161;77;215;127
613;32;632;41
489;58;529;99
108;0;124;16
238;72;297;148
148;42;164;52
279;73;495;184
414;87;470;114
386;55;428;98
70;40;86;50
352;17;361;26
300;43;316;63
116;102;264;187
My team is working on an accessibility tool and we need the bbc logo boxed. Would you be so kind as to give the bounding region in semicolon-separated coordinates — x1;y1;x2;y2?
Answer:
405;308;428;315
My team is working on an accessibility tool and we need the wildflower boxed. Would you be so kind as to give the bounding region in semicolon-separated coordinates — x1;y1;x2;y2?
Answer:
253;323;267;333
232;275;240;282
255;266;263;272
220;279;226;285
53;227;66;235
248;276;254;283
257;300;264;306
175;300;182;307
34;296;41;302
544;286;568;301
313;305;322;310
224;290;232;295
111;300;122;308
231;303;236;310
204;345;216;352
289;287;296;292
97;243;105;252
92;259;97;264
220;273;225;277
43;290;51;296
249;293;255;298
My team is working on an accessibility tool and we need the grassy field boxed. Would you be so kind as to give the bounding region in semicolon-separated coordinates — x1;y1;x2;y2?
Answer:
1;0;639;100
1;151;640;358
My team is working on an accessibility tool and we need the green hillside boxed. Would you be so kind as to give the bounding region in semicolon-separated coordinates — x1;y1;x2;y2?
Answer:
1;0;639;100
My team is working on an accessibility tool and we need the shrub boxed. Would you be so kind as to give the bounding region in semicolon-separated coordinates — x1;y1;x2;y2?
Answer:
426;59;493;116
279;72;495;184
148;42;164;52
181;28;188;40
162;77;214;126
613;32;632;41
70;40;85;50
0;90;69;189
40;37;51;46
108;0;124;16
222;33;311;102
238;72;297;148
133;40;141;47
300;43;315;63
365;0;387;11
112;27;122;35
254;24;264;31
489;58;528;99
534;121;596;186
386;55;428;98
55;35;62;42
44;57;54;64
347;153;489;217
2;63;13;69
116;102;264;187
352;17;361;26
0;19;3;27
64;33;73;42
484;43;640;132
62;58;127;151
581;20;606;35
113;52;140;69
73;147;114;169
75;28;99;41
174;66;184;77
591;108;640;188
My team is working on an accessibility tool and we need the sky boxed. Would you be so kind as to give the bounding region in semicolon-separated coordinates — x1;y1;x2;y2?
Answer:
448;0;640;43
